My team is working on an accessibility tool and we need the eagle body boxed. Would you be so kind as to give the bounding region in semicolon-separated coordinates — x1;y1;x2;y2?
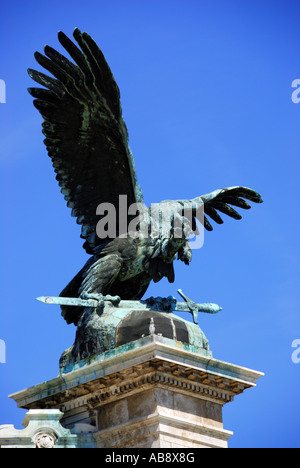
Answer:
28;29;263;326
60;226;188;324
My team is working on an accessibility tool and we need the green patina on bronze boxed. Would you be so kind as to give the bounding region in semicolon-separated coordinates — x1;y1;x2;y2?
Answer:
58;295;214;370
59;304;213;374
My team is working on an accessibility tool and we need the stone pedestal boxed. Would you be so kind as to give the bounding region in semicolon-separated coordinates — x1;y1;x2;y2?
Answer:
2;333;263;448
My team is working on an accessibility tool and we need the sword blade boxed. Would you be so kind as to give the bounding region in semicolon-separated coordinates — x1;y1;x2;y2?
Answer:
36;295;221;316
36;296;98;307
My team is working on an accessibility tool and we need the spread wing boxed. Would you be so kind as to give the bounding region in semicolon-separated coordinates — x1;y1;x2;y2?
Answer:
199;186;263;230
160;186;263;235
28;28;144;254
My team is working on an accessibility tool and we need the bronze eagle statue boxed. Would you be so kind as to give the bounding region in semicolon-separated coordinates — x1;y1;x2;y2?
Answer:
28;29;262;326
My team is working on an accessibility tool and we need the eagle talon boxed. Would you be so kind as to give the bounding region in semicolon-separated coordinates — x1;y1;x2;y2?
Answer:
80;292;105;307
104;295;121;307
80;292;120;308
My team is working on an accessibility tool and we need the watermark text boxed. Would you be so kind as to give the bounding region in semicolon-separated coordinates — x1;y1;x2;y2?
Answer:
291;79;300;103
0;79;6;103
95;196;204;250
0;339;6;363
291;339;300;364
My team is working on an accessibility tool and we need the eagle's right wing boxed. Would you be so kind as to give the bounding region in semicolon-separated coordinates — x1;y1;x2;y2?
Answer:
28;29;144;255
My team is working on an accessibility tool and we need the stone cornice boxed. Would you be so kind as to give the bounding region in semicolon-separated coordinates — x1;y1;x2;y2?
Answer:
10;334;263;411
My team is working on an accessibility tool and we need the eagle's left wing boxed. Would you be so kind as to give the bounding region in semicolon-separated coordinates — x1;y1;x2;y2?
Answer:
195;186;263;231
161;186;263;234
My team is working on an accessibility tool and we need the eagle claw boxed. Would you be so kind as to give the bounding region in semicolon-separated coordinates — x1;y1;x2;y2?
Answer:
80;292;121;307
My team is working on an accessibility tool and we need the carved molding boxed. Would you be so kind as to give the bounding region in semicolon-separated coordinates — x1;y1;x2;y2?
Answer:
58;358;243;414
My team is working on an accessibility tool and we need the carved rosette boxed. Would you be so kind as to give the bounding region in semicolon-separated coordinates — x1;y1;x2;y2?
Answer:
34;432;56;448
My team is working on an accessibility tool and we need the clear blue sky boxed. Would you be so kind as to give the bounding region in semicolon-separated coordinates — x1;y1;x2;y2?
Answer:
0;0;299;448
